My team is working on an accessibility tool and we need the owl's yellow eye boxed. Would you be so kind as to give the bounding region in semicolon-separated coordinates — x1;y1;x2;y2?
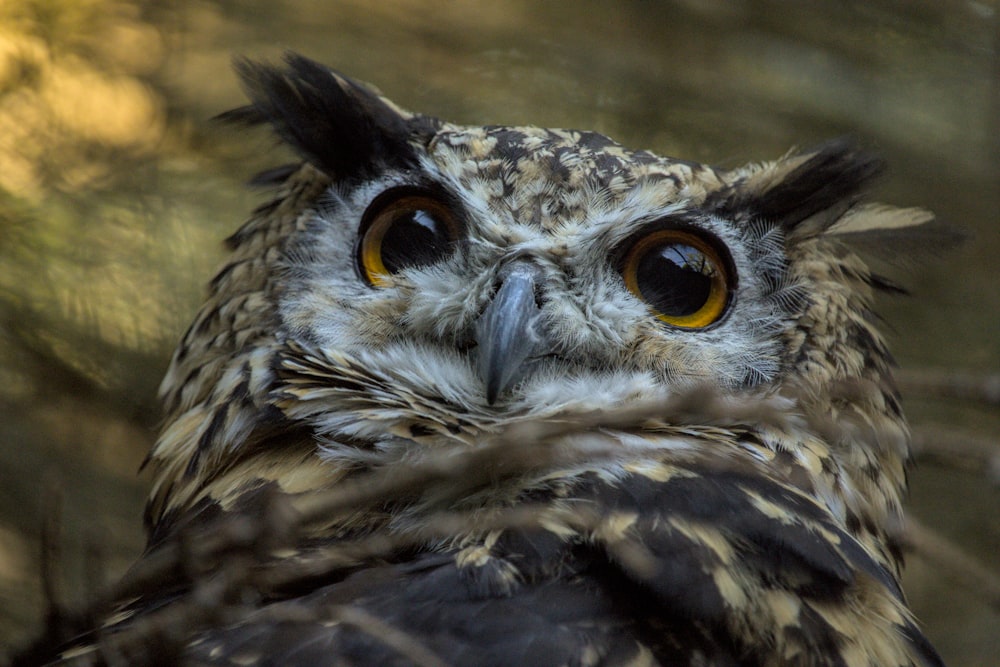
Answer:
620;229;733;329
357;189;462;287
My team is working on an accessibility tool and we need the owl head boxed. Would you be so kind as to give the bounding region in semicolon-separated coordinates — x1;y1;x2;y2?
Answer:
144;53;936;538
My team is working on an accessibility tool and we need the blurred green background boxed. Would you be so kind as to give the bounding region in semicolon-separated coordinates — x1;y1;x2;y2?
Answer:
1;1;997;664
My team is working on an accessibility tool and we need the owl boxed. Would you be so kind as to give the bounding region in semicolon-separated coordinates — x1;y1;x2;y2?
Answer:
44;53;947;666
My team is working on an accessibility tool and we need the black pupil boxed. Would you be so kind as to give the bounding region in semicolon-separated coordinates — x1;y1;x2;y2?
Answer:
381;208;452;273
637;242;715;316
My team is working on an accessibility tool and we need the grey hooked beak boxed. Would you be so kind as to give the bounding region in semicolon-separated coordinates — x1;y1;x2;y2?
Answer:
474;262;547;404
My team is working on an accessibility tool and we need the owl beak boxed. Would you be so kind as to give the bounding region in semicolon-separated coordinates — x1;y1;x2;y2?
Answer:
475;262;546;405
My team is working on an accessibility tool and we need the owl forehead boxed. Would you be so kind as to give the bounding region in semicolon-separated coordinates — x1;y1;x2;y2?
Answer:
426;125;717;229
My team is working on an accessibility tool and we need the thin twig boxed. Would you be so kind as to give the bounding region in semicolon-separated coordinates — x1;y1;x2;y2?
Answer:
40;473;65;620
910;424;1000;483
898;369;1000;408
333;605;450;667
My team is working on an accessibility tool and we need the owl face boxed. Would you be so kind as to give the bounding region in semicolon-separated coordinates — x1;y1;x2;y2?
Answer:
277;123;798;425
151;53;913;518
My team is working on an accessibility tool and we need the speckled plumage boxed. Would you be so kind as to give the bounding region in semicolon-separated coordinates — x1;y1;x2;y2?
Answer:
55;53;945;666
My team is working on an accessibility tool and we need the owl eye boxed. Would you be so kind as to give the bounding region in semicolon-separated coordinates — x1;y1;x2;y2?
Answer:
620;228;733;328
357;189;462;287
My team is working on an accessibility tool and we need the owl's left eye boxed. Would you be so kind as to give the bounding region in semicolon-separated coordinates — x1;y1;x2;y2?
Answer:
619;228;734;329
357;189;462;287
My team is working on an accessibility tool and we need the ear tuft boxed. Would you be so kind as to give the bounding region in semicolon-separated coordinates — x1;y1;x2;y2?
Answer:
713;139;885;235
711;139;963;264
827;203;964;265
225;52;426;179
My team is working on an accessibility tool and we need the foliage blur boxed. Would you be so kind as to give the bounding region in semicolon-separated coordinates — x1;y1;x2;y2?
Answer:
0;1;997;664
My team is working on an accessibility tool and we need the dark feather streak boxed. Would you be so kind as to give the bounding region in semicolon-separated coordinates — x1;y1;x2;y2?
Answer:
230;53;419;179
711;138;884;233
756;138;884;231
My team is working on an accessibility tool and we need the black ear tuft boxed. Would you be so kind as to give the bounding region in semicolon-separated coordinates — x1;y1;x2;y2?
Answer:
758;139;884;230
714;138;885;234
227;53;422;179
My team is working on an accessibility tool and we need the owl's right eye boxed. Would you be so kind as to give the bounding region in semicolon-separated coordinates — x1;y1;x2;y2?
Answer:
618;227;734;329
356;189;462;287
